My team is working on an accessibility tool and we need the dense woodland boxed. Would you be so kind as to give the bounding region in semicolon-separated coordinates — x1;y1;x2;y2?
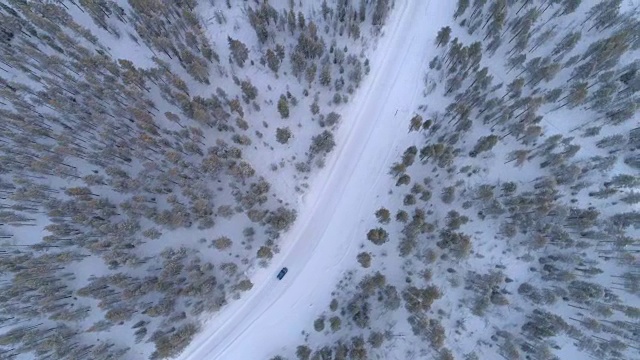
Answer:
0;0;392;359
280;1;640;360
1;0;639;359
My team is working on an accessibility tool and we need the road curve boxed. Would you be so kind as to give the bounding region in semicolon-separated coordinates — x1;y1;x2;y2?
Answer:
178;0;445;358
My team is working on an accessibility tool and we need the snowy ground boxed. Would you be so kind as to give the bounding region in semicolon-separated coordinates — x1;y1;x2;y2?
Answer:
2;0;636;359
177;0;444;358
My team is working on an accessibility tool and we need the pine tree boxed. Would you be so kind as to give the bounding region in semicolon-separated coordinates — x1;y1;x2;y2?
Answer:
319;63;332;86
367;227;389;245
305;62;317;85
436;26;452;47
409;115;423;132
265;48;281;74
469;135;499;157
309;130;336;156
276;127;292;144
552;31;581;59
586;0;622;32
240;79;258;103
558;0;582;17
228;37;249;67
454;0;470;19
372;0;391;26
277;95;289;118
375;208;391;224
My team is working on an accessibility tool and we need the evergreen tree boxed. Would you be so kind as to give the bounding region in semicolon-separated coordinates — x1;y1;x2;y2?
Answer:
454;0;470;19
277;95;290;118
265;48;281;74
436;26;452;47
228;37;249;67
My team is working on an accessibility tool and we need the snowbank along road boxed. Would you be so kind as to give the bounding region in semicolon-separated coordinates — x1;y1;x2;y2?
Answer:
178;0;447;358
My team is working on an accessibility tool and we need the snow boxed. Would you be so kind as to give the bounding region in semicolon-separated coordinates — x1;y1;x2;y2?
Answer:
3;1;392;358
3;1;636;359
177;0;639;358
177;0;451;358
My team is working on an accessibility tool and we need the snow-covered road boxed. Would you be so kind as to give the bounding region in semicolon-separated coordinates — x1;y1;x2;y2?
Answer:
178;0;448;358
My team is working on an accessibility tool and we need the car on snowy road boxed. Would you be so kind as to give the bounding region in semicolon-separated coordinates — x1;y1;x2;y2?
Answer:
276;267;288;280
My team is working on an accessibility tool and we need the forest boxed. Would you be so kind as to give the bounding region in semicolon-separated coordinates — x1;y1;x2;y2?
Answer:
0;0;392;359
273;1;640;360
1;0;639;359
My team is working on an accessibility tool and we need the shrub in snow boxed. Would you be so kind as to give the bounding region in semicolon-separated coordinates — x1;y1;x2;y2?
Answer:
150;322;199;360
319;63;332;86
240;80;258;103
395;210;409;223
357;252;372;268
402;146;418;167
346;294;370;328
235;279;253;292
265;48;281;74
265;207;297;232
296;346;311;360
366;227;389;245
329;316;342;332
310;101;320;115
396;174;411;186
437;230;471;259
309;130;336;156
142;228;162;239
325;111;341;127
313;317;325;332
368;331;385;348
228;37;249;67
277;95;290;118
402;285;442;314
381;285;401;311
276;127;292;144
295;162;311;173
420;190;432;202
445;210;469;230
441;186;456;204
409;115;423;132
327;298;339;312
469;135;499;157
389;162;407;176
374;207;391;224
213;236;232;250
438;348;455;360
403;194;416;205
257;246;273;259
521;310;568;339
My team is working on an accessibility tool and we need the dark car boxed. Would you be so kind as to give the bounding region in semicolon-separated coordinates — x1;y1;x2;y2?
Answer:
277;267;288;280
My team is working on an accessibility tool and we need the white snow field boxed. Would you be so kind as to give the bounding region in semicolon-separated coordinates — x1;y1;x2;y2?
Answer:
179;0;451;359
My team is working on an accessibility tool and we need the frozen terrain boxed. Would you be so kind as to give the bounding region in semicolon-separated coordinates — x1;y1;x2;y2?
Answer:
1;0;638;359
178;0;449;359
